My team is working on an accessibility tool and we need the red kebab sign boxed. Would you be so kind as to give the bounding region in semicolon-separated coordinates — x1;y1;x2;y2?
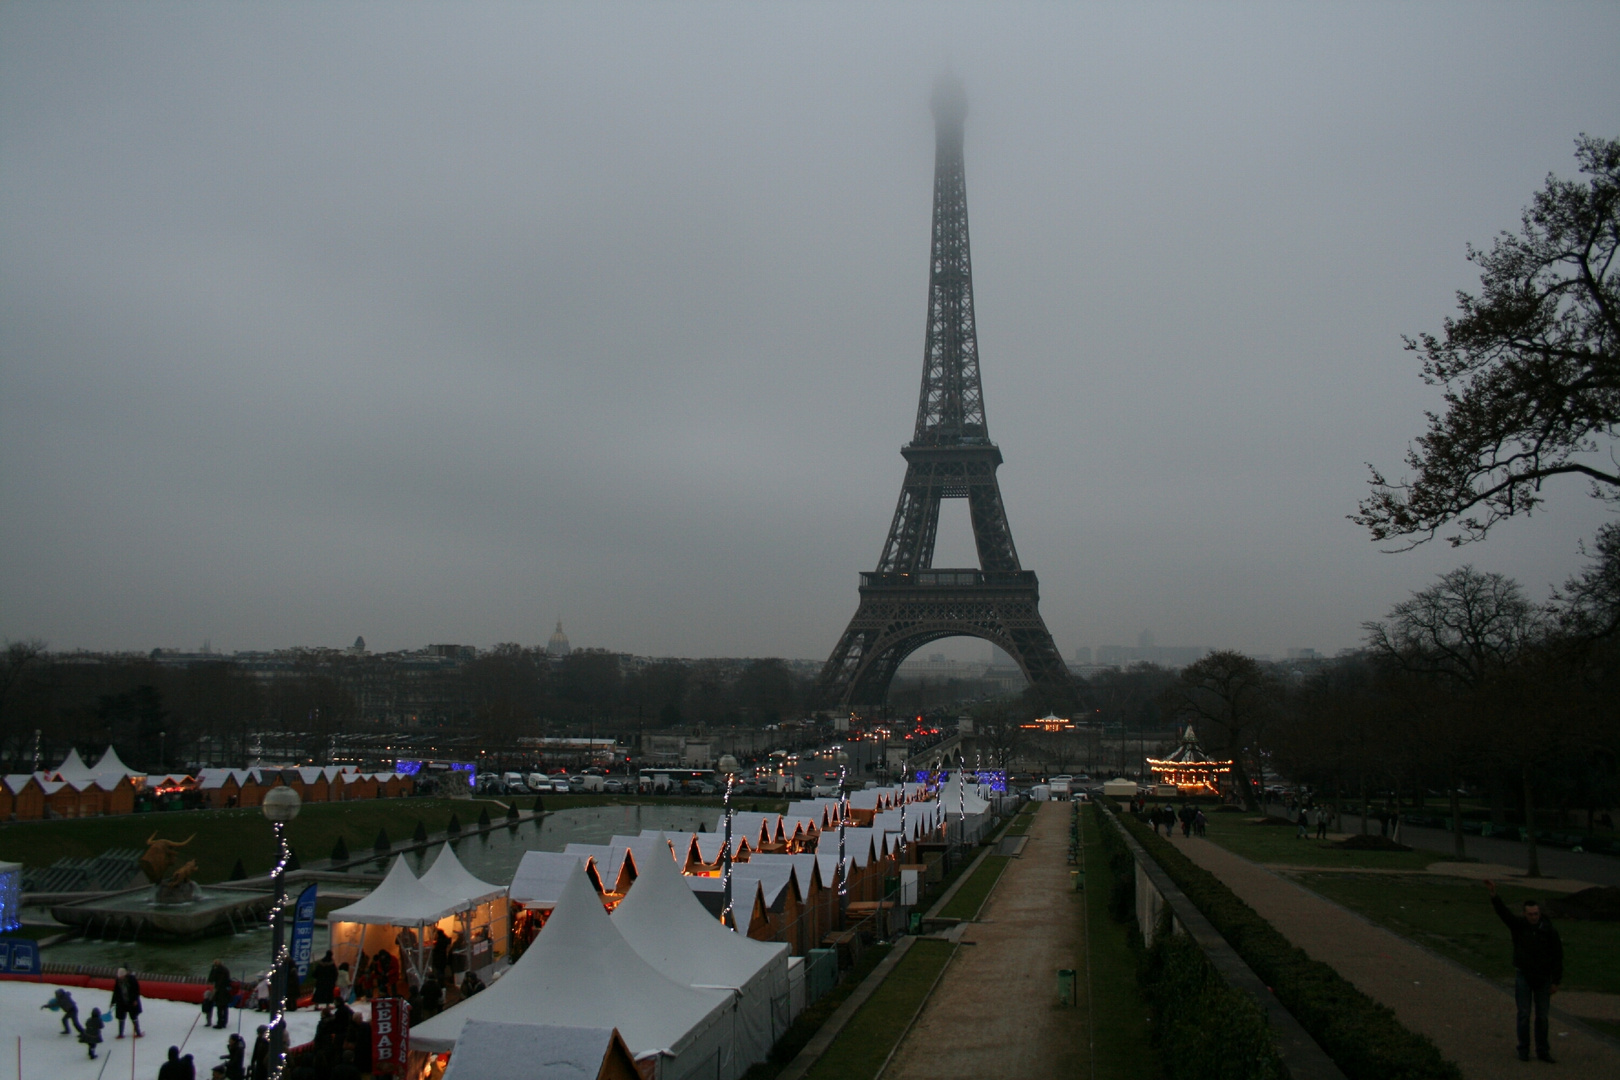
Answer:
371;997;411;1074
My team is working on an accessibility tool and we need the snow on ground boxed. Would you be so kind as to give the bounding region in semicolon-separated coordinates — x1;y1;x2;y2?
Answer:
0;981;323;1080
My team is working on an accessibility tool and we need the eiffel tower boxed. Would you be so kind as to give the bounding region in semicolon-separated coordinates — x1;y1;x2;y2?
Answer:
815;78;1076;709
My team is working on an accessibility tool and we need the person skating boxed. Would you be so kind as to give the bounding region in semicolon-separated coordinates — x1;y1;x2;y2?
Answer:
159;1045;187;1080
207;958;234;1028
79;1007;105;1059
1486;879;1564;1063
110;967;144;1038
42;986;84;1035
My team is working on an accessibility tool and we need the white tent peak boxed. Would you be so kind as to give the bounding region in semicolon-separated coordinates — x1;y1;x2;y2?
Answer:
327;855;460;925
93;745;139;779
55;748;91;782
420;843;505;906
613;830;788;979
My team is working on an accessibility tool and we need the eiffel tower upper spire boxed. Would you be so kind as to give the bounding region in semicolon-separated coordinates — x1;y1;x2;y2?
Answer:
914;74;987;446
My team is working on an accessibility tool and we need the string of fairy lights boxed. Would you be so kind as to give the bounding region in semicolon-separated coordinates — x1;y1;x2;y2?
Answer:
720;771;735;931
267;818;292;1080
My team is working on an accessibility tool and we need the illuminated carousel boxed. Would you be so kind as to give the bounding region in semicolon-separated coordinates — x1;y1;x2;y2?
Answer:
1146;725;1232;795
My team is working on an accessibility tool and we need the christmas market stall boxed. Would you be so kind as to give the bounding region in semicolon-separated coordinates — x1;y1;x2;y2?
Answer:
417;845;511;976
325;857;466;995
411;866;733;1080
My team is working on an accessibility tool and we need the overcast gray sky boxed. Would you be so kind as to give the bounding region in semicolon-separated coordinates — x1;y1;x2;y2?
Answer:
3;3;1618;662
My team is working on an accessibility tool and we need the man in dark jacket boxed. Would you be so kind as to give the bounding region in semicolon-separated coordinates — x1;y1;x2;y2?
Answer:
1486;880;1564;1062
110;967;143;1038
207;958;233;1028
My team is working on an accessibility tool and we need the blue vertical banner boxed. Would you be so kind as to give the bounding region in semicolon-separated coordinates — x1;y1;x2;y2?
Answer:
0;938;41;974
292;883;318;978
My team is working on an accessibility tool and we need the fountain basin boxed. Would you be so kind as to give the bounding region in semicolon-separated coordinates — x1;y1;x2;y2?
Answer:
52;885;274;940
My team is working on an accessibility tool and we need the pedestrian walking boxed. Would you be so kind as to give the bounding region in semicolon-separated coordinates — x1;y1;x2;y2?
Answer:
207;958;233;1028
221;1033;246;1080
42;987;84;1034
1486;879;1563;1063
110;966;144;1038
249;1026;271;1080
311;949;339;1007
1193;809;1207;837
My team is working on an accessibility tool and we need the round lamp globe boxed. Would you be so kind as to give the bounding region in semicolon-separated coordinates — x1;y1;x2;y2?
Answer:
262;785;302;824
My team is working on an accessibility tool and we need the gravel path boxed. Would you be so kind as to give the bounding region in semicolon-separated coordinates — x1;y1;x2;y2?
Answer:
1168;831;1620;1078
885;802;1086;1078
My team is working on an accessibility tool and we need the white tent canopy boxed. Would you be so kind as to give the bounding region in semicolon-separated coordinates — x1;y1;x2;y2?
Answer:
440;1021;636;1080
329;857;459;926
611;834;790;1080
509;851;601;908
412;865;733;1080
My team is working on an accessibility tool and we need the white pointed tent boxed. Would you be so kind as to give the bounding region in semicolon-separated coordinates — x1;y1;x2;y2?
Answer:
418;845;511;973
326;857;463;984
91;745;141;782
52;749;92;784
412;865;733;1080
611;834;790;1079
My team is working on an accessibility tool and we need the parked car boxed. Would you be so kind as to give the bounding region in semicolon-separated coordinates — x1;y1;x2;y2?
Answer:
568;775;587;792
603;778;626;794
549;776;572;794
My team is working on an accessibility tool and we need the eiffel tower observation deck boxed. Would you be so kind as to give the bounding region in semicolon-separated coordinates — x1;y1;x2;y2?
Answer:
815;78;1076;709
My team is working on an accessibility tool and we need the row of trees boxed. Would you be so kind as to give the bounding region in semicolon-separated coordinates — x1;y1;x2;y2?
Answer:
0;644;816;773
1103;548;1618;879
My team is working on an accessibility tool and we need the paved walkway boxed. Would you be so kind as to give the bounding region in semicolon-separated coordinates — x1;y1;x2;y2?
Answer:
886;802;1086;1078
1167;831;1620;1079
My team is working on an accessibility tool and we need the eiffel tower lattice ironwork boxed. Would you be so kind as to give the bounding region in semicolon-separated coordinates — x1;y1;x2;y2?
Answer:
815;79;1076;709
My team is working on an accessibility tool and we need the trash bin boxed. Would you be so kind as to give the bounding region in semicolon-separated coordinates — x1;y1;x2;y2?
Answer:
1057;968;1077;1006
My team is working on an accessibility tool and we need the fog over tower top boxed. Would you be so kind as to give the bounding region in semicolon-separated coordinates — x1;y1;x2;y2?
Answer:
930;74;968;143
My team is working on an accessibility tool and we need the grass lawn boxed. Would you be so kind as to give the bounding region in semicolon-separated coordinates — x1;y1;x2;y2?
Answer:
0;798;511;882
1199;812;1460;870
1292;872;1620;995
937;855;1010;921
742;943;894;1080
1081;808;1162;1079
802;939;957;1080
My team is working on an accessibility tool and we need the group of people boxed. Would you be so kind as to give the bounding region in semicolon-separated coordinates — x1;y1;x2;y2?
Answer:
41;967;146;1059
1138;801;1207;838
1293;805;1331;840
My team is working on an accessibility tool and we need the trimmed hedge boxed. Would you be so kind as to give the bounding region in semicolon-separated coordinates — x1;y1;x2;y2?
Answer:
1115;808;1462;1080
1091;804;1285;1080
1142;910;1286;1080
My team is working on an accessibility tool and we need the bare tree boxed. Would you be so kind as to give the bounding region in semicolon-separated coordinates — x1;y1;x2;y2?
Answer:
1169;651;1277;811
1364;565;1544;860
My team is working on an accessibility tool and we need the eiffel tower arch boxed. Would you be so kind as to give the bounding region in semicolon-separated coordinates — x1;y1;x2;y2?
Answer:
815;78;1077;710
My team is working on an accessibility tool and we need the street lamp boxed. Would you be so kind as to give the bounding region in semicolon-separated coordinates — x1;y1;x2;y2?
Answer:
262;785;302;1078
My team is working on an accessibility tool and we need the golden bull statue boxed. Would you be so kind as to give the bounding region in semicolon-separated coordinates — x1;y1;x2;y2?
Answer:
139;833;196;885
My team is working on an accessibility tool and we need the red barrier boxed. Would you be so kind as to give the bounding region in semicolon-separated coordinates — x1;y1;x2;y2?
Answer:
0;972;209;1004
